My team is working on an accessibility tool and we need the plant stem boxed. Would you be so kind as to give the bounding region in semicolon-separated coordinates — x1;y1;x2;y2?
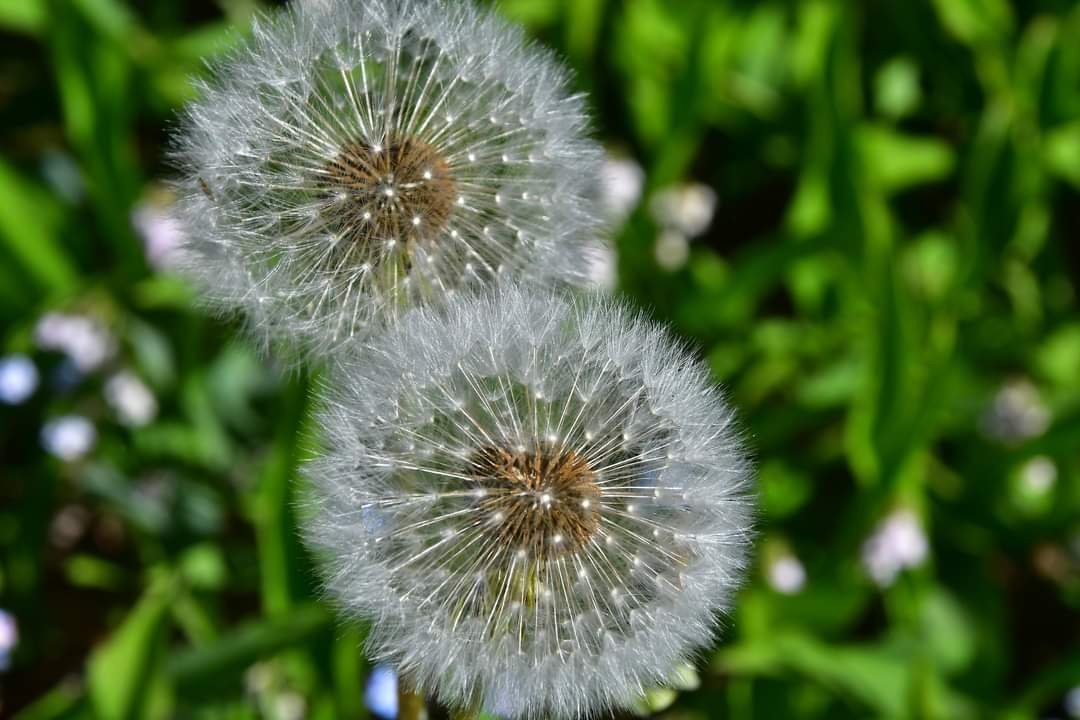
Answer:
449;699;482;720
398;684;427;720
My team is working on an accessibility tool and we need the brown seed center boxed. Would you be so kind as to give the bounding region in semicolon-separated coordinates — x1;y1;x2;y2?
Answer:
325;134;455;249
468;445;601;560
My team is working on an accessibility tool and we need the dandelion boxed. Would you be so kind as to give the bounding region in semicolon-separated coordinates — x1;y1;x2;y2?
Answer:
304;285;753;719
583;243;616;291
172;0;604;354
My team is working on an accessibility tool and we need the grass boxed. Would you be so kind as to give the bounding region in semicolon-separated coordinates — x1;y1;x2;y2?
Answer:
1;0;1079;718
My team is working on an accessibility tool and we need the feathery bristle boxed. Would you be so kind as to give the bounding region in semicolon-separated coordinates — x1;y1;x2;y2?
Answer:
170;0;607;357
303;284;754;719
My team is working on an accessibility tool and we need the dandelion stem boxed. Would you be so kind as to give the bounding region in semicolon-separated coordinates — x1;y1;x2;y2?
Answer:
449;700;482;720
398;684;427;720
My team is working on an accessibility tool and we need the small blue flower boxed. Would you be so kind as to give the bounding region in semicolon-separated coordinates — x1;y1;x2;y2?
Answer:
0;355;38;405
365;664;398;719
0;609;17;672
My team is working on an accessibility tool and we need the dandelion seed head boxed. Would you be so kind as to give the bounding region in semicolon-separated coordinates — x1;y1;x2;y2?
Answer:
171;0;606;356
304;285;754;719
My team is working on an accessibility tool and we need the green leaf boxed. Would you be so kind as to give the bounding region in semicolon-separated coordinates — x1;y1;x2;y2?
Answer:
496;0;560;29
168;604;333;695
1043;121;1080;188
64;554;129;591
87;574;176;720
253;374;313;616
920;587;976;675
48;0;146;276
874;57;922;120
179;544;228;591
0;158;79;298
11;682;85;720
758;460;812;519
719;633;911;717
931;0;1013;46
1035;323;1080;388
858;125;956;194
70;0;139;43
332;626;368;719
0;0;46;34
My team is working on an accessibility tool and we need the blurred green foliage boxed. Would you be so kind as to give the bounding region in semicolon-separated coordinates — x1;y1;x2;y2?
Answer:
1;0;1079;718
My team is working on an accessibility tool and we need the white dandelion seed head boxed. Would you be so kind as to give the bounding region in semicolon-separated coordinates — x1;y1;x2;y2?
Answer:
303;284;754;719
171;0;606;357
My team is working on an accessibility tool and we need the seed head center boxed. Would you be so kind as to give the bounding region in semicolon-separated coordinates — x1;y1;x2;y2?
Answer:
326;134;455;248
469;445;601;560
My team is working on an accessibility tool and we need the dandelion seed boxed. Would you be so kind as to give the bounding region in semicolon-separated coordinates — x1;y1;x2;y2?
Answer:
171;0;606;355
304;285;753;719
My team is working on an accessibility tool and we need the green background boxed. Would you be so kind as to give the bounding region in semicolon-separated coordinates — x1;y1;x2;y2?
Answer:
2;0;1080;717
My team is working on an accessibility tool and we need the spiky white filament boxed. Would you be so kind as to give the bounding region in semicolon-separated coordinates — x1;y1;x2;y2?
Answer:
172;0;605;356
304;285;754;719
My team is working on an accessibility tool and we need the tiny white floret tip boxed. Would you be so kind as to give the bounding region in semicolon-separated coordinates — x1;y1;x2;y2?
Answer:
170;0;606;356
303;285;755;719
